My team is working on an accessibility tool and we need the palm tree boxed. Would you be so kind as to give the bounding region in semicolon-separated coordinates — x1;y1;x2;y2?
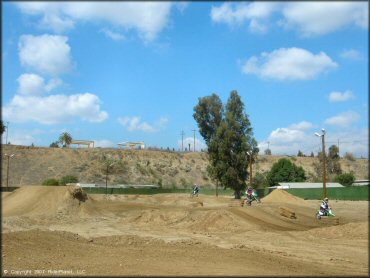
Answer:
59;132;72;148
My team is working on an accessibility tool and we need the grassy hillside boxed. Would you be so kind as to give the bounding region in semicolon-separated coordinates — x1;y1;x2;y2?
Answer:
1;144;368;188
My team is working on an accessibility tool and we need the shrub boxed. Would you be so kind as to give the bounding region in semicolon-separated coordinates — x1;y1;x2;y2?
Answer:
42;178;59;186
344;152;356;161
59;175;79;186
267;158;306;186
335;172;355;186
252;172;268;188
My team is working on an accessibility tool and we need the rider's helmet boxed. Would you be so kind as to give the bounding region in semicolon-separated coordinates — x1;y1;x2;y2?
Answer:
324;197;328;202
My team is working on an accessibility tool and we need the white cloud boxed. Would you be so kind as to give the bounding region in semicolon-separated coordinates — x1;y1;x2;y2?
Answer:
118;116;168;133
3;93;108;125
211;2;368;36
211;2;280;27
44;77;63;92
259;127;369;158
340;49;363;61
258;127;315;156
248;19;268;33
281;2;368;37
242;47;337;80
16;2;177;42
324;111;360;127
329;91;354;102
17;73;62;95
40;12;75;33
328;128;368;158
94;139;115;148
1;128;44;146
269;127;307;143
100;29;125;41
19;34;73;76
288;121;314;130
17;73;45;95
259;122;368;158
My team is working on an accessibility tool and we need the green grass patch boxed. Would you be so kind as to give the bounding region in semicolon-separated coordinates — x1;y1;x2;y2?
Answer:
286;186;368;201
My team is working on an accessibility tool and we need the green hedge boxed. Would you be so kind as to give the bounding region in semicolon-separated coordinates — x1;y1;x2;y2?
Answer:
82;187;236;196
286;186;368;201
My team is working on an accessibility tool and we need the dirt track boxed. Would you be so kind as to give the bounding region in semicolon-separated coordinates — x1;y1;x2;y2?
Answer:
2;186;368;276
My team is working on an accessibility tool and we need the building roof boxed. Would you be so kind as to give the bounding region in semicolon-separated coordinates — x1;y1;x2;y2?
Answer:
269;182;344;189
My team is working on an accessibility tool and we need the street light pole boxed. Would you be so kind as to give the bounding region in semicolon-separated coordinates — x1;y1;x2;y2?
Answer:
315;129;327;199
322;132;327;198
5;153;14;189
247;151;252;187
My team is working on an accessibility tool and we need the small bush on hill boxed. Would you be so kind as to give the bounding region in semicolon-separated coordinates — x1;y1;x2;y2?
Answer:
335;172;355;186
59;175;79;185
42;178;59;186
344;152;356;161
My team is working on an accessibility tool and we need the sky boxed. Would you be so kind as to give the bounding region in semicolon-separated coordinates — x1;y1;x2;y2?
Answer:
2;1;369;157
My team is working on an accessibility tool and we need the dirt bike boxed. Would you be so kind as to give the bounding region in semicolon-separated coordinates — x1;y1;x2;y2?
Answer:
241;191;261;206
190;189;199;197
316;208;335;220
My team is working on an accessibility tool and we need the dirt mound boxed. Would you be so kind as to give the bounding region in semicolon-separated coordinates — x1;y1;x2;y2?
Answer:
304;222;368;239
262;189;307;205
2;186;87;217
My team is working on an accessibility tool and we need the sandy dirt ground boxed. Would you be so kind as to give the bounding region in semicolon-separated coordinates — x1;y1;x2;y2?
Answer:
1;186;368;276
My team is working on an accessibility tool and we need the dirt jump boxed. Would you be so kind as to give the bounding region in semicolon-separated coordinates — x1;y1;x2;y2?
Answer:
2;186;368;276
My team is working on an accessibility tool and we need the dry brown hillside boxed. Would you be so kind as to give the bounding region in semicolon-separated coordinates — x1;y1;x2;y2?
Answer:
1;144;368;187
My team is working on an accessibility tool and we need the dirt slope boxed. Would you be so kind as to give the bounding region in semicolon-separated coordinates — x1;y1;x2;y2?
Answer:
1;144;368;187
2;186;368;276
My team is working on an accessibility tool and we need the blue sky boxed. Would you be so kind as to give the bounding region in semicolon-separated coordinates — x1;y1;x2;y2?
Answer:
2;2;369;157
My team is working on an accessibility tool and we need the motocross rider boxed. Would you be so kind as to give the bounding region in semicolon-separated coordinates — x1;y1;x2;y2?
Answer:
319;197;330;216
246;186;253;196
193;183;199;195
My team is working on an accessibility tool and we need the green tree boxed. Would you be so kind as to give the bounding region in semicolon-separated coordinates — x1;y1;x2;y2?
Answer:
193;90;258;199
50;141;60;148
59;132;72;148
334;172;355;186
297;150;304;157
1;121;6;135
264;148;272;155
42;178;60;186
252;172;268;189
344;152;356;161
314;145;342;180
59;175;79;185
266;158;307;186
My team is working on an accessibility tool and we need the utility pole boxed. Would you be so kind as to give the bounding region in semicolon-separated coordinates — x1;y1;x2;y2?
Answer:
192;129;196;152
5;153;14;189
181;130;185;152
5;122;9;144
337;139;340;156
315;129;327;199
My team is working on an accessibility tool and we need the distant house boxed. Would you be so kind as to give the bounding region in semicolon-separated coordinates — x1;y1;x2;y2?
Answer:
71;140;95;148
269;182;344;189
117;141;145;150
